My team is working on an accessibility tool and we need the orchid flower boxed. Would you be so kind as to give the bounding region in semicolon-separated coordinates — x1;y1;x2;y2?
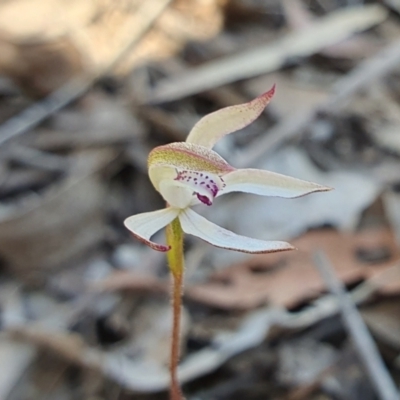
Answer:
124;86;330;400
124;86;329;254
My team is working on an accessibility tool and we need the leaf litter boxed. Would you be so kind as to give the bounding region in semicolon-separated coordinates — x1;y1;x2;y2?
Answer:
0;0;400;399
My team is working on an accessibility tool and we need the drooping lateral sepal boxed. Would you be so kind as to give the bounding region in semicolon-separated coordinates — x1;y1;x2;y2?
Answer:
179;208;294;254
124;208;180;251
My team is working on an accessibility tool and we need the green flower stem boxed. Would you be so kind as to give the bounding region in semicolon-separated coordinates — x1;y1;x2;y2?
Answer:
166;217;185;400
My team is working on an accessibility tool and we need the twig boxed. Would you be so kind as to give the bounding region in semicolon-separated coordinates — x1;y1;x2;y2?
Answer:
313;250;400;400
236;36;400;167
0;77;88;149
327;38;400;111
0;0;173;148
6;146;68;172
145;5;387;103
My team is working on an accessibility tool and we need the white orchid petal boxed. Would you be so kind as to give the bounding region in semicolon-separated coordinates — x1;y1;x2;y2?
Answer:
148;165;176;192
159;180;193;209
124;208;179;252
179;208;294;254
186;87;275;149
222;169;331;198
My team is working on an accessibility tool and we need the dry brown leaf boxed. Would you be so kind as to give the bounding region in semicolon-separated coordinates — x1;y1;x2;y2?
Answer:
0;34;84;97
0;0;226;95
187;228;400;310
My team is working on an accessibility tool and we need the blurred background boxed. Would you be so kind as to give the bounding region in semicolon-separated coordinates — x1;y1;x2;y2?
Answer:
0;0;400;399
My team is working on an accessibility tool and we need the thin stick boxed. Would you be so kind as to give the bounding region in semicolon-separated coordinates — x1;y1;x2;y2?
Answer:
313;250;399;400
0;0;172;148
